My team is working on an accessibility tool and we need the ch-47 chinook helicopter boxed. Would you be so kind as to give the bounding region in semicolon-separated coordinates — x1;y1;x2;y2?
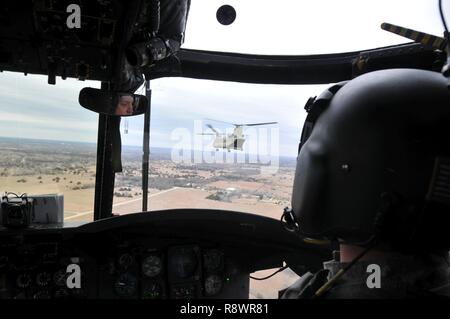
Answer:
0;0;448;302
200;120;277;151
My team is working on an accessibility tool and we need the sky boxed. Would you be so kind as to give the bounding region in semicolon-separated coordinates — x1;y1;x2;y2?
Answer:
0;0;448;157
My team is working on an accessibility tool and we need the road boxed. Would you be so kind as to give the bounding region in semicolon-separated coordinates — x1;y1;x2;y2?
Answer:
64;187;180;221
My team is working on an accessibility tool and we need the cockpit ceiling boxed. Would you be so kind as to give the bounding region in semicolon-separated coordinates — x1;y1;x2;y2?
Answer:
0;1;124;82
0;0;190;83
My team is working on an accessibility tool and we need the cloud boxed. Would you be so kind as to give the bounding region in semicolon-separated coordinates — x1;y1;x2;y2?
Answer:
0;72;99;144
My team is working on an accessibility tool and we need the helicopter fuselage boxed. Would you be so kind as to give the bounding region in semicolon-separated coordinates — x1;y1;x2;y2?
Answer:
213;135;245;151
212;127;245;151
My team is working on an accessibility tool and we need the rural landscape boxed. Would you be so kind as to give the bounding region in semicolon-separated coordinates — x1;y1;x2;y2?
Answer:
0;137;296;222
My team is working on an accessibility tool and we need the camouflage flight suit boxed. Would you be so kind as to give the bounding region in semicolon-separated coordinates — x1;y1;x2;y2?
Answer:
280;252;450;299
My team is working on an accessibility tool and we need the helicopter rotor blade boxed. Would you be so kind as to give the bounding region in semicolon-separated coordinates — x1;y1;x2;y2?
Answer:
381;22;447;51
204;119;278;127
206;124;220;135
239;122;278;127
204;118;237;126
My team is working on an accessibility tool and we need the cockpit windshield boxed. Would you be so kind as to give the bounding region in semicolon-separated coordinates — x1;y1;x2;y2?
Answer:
112;78;329;221
1;0;447;225
182;0;447;55
0;71;328;225
0;72;99;221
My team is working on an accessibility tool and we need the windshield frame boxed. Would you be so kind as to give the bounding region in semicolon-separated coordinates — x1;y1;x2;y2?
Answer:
148;42;439;84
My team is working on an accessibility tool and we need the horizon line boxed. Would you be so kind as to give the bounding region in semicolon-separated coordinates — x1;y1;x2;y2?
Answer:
0;135;298;158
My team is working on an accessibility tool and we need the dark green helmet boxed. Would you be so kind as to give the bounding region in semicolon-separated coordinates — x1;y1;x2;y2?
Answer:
292;68;450;251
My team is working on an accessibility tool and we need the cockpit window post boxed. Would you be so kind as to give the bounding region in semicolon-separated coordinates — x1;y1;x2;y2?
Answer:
94;81;117;220
142;80;152;212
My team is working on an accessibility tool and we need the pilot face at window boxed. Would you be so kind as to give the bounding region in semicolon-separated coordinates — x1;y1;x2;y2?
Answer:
115;95;134;116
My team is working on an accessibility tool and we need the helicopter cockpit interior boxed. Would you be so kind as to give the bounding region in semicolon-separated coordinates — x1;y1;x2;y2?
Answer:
0;0;449;301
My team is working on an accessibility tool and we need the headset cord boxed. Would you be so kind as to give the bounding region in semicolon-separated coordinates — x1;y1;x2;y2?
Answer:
439;0;450;82
250;265;289;281
439;0;449;44
312;238;378;298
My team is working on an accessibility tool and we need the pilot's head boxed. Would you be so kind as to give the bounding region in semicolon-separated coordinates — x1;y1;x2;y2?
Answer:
291;69;450;253
115;94;134;116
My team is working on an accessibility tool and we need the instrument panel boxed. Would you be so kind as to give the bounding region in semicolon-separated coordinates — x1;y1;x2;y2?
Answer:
0;209;332;299
0;240;91;299
98;243;236;299
0;240;244;299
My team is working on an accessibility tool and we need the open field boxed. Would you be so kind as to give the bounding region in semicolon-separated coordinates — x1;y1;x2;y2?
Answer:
112;150;295;220
0;138;296;220
0;137;297;221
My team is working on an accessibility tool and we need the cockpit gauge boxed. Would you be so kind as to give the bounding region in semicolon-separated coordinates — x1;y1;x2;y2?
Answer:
118;253;134;270
107;260;116;275
172;285;197;299
142;255;162;277
36;272;52;287
204;274;223;296
142;281;163;299
53;269;67;287
33;290;51;299
168;246;199;280
16;273;32;288
203;249;223;271
114;273;138;297
54;288;70;299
